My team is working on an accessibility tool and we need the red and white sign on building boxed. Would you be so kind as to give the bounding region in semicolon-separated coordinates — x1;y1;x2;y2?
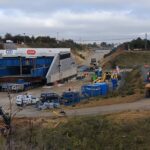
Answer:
27;49;36;55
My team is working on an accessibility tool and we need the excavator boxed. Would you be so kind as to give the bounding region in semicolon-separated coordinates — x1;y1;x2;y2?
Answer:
93;71;121;83
93;72;112;83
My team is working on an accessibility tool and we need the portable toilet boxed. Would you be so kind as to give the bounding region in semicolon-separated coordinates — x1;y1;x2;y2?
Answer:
94;82;108;96
82;84;101;97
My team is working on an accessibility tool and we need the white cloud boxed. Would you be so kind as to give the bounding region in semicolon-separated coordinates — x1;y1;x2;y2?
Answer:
0;0;150;42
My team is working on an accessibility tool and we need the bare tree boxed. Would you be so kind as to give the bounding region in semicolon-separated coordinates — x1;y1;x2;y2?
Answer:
0;91;21;150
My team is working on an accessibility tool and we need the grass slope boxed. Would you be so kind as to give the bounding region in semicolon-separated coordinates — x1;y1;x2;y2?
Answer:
104;51;150;69
1;115;150;150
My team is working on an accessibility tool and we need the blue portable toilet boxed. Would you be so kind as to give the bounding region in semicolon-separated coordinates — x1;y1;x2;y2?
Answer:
81;84;101;97
94;82;108;96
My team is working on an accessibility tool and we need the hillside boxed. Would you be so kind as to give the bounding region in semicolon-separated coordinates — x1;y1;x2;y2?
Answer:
102;51;150;69
1;113;150;149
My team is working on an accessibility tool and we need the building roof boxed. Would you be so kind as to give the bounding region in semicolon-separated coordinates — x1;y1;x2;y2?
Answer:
0;48;70;58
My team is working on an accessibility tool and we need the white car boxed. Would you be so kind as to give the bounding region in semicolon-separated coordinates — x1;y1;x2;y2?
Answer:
16;94;39;106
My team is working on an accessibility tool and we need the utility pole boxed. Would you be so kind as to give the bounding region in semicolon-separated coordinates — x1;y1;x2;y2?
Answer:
57;32;59;40
23;33;26;44
57;32;59;44
128;44;131;51
145;33;147;50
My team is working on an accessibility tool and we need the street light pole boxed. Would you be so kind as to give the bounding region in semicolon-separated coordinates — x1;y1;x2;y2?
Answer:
145;33;148;50
23;33;25;44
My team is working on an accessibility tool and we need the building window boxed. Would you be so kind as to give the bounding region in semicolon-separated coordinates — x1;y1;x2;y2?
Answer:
60;53;71;60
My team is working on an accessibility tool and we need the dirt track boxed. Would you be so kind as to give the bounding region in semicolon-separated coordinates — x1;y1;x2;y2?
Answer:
16;98;150;117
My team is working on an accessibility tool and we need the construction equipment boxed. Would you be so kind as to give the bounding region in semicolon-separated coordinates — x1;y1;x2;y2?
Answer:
93;71;121;83
90;58;98;70
93;72;111;83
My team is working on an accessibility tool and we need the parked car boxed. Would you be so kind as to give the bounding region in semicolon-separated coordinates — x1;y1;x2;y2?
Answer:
16;94;39;106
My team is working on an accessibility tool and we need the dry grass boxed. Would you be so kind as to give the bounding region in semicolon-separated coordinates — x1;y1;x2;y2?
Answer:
72;49;93;65
105;110;150;123
100;49;125;68
102;51;150;69
0;116;68;129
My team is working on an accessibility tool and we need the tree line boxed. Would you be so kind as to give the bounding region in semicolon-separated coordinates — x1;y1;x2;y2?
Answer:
0;33;114;50
120;37;150;50
0;33;86;50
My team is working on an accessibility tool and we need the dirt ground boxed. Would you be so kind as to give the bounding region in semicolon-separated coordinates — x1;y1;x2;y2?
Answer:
105;110;150;123
0;50;145;118
0;78;91;113
65;93;144;110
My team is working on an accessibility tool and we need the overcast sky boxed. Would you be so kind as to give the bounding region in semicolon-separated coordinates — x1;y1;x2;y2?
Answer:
0;0;150;43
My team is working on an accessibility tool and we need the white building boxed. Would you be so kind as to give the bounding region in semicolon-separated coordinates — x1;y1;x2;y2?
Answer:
0;48;77;84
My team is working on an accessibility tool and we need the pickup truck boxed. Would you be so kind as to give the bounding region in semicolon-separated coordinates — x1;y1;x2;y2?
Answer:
16;94;39;106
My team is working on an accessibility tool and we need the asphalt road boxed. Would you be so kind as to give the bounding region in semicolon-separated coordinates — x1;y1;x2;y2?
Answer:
83;50;110;65
17;98;150;118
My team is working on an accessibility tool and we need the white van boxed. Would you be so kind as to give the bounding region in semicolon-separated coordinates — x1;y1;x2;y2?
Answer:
16;94;39;106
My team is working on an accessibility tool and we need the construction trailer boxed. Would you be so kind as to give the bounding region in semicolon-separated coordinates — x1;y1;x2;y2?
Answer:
0;48;77;84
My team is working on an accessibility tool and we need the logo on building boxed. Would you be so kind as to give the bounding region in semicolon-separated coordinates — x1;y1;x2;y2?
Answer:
27;49;36;55
6;50;13;55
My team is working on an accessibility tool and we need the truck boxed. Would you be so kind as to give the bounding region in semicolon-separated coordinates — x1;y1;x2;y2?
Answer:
90;58;98;70
16;94;39;106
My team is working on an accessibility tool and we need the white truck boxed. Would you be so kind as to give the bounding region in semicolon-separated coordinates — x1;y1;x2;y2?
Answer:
16;94;39;106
